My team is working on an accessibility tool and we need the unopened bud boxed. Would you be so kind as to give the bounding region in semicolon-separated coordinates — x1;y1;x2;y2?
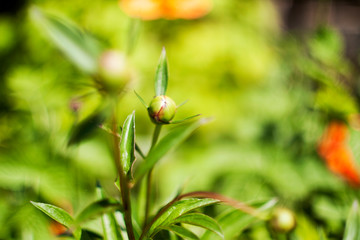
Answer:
148;95;176;124
98;50;132;93
270;208;296;233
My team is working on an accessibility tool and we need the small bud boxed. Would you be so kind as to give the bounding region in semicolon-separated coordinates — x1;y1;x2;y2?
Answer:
98;50;132;93
270;208;296;233
148;95;177;124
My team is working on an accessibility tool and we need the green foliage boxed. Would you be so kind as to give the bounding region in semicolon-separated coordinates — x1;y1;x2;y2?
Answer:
120;111;136;175
154;47;168;96
146;198;219;238
344;200;360;240
30;7;102;73
134;119;210;181
1;0;360;239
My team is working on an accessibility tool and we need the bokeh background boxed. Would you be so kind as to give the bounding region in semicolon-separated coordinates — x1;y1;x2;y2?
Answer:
2;0;360;239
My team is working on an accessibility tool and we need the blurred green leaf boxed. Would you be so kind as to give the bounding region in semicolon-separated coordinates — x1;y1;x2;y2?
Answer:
202;198;277;240
68;111;107;146
162;225;199;240
148;198;219;238
344;200;360;240
30;7;102;73
80;230;103;240
75;199;123;224
318;228;329;240
120;111;136;174
155;47;168;96
96;185;123;240
30;201;74;228
173;213;223;239
170;114;201;124
134;118;210;181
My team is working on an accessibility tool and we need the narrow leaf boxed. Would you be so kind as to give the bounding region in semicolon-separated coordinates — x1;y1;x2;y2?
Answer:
162;225;199;240
135;118;210;181
75;199;123;224
155;47;168;96
120;111;136;174
148;198;219;238
344;200;360;240
170;114;201;124
96;184;124;240
134;91;148;108
30;201;74;228
30;7;101;73
173;213;223;239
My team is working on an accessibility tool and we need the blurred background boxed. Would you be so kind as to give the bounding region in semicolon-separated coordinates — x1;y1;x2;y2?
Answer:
2;0;360;239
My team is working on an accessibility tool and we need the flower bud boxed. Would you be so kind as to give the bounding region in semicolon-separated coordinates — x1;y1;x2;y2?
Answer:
148;95;176;124
98;50;132;93
270;208;296;233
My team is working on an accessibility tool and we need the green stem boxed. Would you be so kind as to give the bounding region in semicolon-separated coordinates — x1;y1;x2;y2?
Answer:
150;124;162;150
143;124;162;228
112;115;135;240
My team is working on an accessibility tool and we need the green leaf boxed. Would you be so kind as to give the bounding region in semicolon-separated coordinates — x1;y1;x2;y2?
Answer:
318;227;329;240
173;213;223;239
134;118;210;181
344;200;360;240
202;198;277;240
30;7;102;73
148;198;219;238
170;114;201;124
75;199;123;224
120;111;136;174
68;111;107;146
155;47;168;96
96;185;123;240
30;201;74;228
162;225;199;240
134;91;148;108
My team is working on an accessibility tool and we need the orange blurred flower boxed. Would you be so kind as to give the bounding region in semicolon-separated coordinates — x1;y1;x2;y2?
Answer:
49;221;67;236
317;121;360;187
119;0;212;20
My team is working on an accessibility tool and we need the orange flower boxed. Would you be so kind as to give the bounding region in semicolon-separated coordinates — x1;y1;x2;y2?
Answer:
119;0;212;20
317;121;360;187
49;221;67;236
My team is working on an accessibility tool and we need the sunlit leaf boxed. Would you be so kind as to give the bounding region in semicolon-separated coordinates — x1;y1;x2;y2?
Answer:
30;201;74;228
162;225;199;240
155;47;168;96
75;199;123;224
120;111;136;174
173;213;223;239
30;7;102;73
134;118;210;181
148;198;219;238
344;200;360;240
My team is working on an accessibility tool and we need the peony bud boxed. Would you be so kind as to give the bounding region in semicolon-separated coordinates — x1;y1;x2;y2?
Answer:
148;95;176;124
270;208;296;233
98;50;132;93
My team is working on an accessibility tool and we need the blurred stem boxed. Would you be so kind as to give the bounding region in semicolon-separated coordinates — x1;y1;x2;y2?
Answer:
112;113;135;240
144;124;162;228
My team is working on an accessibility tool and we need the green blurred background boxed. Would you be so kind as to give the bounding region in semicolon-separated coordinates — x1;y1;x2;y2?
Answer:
2;0;360;239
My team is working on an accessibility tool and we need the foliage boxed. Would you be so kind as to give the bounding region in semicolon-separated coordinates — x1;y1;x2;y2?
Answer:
1;0;360;239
